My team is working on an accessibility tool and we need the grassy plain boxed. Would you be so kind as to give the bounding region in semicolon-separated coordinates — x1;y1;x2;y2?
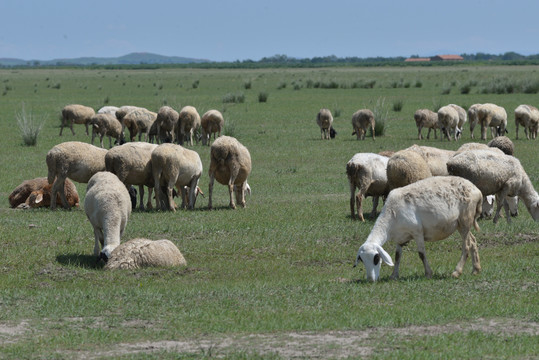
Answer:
0;65;537;359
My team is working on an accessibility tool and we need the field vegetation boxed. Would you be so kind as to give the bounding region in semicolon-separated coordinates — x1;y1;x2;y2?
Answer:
0;65;537;359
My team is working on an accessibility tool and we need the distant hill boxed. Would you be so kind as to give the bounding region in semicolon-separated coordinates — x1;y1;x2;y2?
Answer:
0;52;211;67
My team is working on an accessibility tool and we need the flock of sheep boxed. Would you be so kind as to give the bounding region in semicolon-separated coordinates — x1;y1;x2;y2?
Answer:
339;102;539;282
9;104;252;269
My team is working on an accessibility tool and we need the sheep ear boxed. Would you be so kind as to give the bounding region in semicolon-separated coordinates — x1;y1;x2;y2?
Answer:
35;194;43;204
375;244;394;267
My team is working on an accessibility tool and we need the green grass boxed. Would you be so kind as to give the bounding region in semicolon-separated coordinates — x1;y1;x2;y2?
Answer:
0;65;537;359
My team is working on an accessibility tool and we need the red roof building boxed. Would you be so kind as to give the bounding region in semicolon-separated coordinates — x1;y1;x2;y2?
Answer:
430;54;463;61
405;57;431;62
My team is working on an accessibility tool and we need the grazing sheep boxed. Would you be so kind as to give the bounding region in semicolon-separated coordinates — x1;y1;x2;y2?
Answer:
175;106;201;146
151;143;203;211
84;171;131;261
346;153;390;221
9;177;79;209
122;108;157;142
90;113;123;148
115;105;141;123
477;103;507;140
316;108;333;140
386;149;432;191
97;106;120;116
414;109;439;140
447;149;539;223
351;109;375;140
448;104;467;140
482;195;519;219
105;142;158;211
208;136;252;210
46;141;107;210
407;145;455;176
155;106;179;144
437;105;460;141
487;136;514;156
59;104;95;136
354;176;482;282
515;104;539;140
201;109;225;146
104;238;187;270
468;104;482;139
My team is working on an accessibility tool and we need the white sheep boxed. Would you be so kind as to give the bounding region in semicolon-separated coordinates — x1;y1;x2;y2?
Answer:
105;142;158;211
447;149;539;223
122;108;157;142
59;104;95;136
346;153;389;221
176;106;201;146
354;176;482;282
155;106;179;144
84;171;131;261
90;113;123;148
208;136;252;210
316;108;333;140
437;105;460;141
467;104;482;139
104;238;187;270
487;136;514;156
201;109;224;146
351;109;375;140
46;141;107;210
97;106;120;116
477;103;507;140
152;143;203;211
482;195;519;219
448;104;467;140
414;109;439;140
515;104;539;140
406;145;455;176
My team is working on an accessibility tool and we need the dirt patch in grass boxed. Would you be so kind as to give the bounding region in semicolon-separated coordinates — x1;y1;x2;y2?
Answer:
478;232;538;248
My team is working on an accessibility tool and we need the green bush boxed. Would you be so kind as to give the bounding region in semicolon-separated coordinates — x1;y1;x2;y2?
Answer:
372;97;389;136
258;91;268;103
392;99;404;112
16;104;45;146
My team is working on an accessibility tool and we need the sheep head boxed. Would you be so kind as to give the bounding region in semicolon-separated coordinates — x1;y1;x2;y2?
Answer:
354;243;393;282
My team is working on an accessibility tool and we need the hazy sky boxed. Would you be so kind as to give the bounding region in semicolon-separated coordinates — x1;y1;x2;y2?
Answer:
1;0;538;62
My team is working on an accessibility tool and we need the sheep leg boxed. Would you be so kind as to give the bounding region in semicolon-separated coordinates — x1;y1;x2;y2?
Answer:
100;135;105;149
93;227;103;256
415;235;433;278
370;196;379;219
236;182;246;208
468;233;481;275
502;198;511;222
389;245;403;280
180;186;187;209
433;128;437;140
153;169;163;210
349;181;357;220
208;173;215;210
84;123;89;136
138;185;145;211
417;126;422;140
371;124;375;141
50;178;62;210
70;120;76;136
493;191;511;224
452;229;470;278
481;124;488;141
167;182;176;212
188;181;198;209
146;187;153;210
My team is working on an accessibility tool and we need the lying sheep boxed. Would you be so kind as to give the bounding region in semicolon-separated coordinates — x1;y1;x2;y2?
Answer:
447;149;539;223
515;104;539;140
84;171;131;261
354;176;482;282
122;108;157;142
438;105;460;141
201;109;225;146
175;106;201;146
208;136;252;210
152;143;203;211
316;108;333;140
104;238;187;270
59;104;95;136
487;136;514;156
414;109;439;140
351;109;375;140
477;103;507;140
346;153;389;221
9;177;79;209
46;141;108;210
448;104;467;140
105;142;158;211
468;104;482;139
386;149;432;191
90;113;123;148
156;106;179;144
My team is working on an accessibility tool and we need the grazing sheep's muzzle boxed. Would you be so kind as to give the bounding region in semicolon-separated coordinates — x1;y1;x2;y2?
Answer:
98;252;109;263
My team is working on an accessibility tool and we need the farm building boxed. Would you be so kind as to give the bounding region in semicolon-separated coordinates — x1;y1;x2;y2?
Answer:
405;54;463;62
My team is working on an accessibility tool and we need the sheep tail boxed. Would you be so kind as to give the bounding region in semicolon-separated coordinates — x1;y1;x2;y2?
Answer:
474;199;482;232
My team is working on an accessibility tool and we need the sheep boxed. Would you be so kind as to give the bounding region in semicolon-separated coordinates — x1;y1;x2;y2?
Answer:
151;143;203;211
208;136;252;210
155;106;179;144
414;109;439;140
89;113;123;148
456;142;490;154
447;149;539;223
46;141;108;210
386;149;432;191
316;108;333;140
59;104;95;136
437;105;460;141
97;106;119;116
477;103;507;140
468;104;482;139
84;171;131;261
104;238;187;270
351;109;375;140
515;104;539;140
105;142;158;211
406;145;455;176
201;109;225;146
482;195;519;219
487;136;514;156
115;105;141;123
448;104;467;140
354;176;482;282
346;153;389;221
9;177;79;209
175;106;201;146
122;108;157;142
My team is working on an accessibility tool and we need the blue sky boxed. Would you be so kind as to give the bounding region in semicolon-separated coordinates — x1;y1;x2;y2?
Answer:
1;0;538;62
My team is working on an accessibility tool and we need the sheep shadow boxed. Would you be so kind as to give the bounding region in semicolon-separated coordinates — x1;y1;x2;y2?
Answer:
56;253;104;269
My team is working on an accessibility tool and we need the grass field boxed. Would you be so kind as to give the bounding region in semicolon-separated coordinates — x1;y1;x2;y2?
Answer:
0;65;537;359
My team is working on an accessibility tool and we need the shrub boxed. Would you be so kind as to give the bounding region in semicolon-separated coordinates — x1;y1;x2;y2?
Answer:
222;92;245;104
244;80;252;90
460;83;472;94
414;80;423;88
372;97;389;137
392;99;404;112
16;104;45;146
192;80;200;89
277;81;287;89
223;119;236;137
258;92;268;103
333;108;342;118
432;98;442;112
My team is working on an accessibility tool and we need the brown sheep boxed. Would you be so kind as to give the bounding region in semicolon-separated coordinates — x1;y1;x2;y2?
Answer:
201;109;225;146
59;104;95;136
351;109;375;140
175;106;201;146
9;177;79;209
155;106;179;144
